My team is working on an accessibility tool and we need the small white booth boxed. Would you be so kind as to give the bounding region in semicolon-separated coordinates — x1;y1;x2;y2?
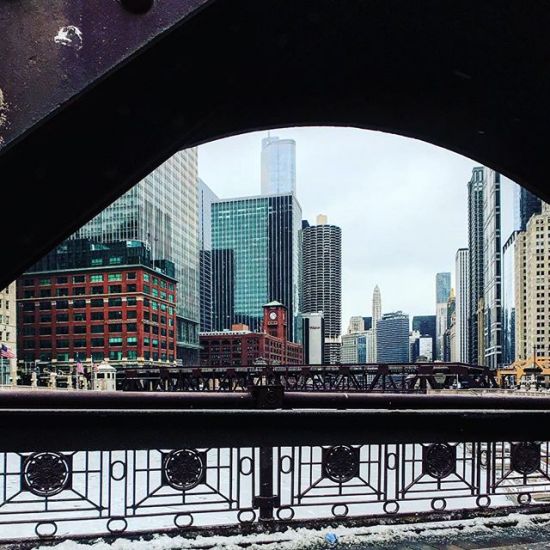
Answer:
94;362;117;391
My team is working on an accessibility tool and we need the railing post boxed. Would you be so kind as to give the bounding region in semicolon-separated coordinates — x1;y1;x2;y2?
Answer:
255;446;277;521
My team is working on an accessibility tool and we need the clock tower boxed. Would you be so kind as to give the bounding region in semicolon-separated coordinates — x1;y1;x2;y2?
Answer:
263;301;287;341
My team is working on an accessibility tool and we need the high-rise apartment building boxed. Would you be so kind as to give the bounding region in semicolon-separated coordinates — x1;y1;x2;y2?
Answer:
376;311;410;363
211;194;302;340
302;312;325;365
72;149;200;364
198;179;219;333
515;204;550;360
435;272;451;360
502;231;519;364
468;166;485;365
341;330;374;364
372;285;382;360
302;215;342;364
483;169;502;369
261;136;296;195
455;248;470;362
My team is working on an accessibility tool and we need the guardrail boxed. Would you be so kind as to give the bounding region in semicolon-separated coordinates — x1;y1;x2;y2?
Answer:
0;390;549;545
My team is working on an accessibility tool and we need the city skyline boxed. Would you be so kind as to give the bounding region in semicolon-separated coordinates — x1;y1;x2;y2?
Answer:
199;127;516;327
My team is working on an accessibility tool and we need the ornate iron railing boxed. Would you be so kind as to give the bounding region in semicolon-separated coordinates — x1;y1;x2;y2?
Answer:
0;392;549;545
116;363;497;393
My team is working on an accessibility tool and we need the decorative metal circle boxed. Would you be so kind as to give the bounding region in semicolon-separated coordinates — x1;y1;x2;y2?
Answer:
280;455;294;474
164;449;204;491
324;445;358;483
23;452;70;497
174;513;194;528
511;443;540;475
110;461;126;481
331;504;349;518
431;498;447;511
276;506;295;521
476;495;491;508
518;492;532;506
387;453;398;471
107;518;128;534
424;443;455;479
239;457;253;476
237;509;256;524
35;521;58;538
383;500;400;515
479;449;488;467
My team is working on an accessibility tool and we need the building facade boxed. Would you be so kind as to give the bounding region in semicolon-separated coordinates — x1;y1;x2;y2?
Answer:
198;179;219;333
412;315;436;360
17;240;177;368
468;166;485;365
483;169;502;368
347;316;365;333
341;330;373;364
516;185;542;231
261;136;296;195
72;149;200;364
199;303;303;366
301;215;342;363
376;311;409;363
372;285;382;360
211;194;302;340
502;231;518;364
0;283;17;384
455;248;470;362
302;312;325;365
435;272;451;360
514;205;550;360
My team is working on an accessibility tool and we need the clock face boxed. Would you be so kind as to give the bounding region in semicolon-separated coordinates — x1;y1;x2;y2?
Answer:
269;311;277;320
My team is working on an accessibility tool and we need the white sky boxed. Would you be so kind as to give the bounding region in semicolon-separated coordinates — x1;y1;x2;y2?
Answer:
198;127;515;329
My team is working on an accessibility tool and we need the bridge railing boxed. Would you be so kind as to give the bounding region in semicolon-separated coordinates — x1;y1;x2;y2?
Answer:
0;390;549;545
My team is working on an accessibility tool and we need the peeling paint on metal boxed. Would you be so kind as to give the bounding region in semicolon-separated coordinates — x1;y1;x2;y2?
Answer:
54;26;83;50
0;88;7;147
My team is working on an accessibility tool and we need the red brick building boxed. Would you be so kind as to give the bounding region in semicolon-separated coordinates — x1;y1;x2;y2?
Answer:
17;240;177;369
199;302;303;366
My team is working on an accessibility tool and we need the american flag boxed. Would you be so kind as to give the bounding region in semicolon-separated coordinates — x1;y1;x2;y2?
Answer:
0;344;14;359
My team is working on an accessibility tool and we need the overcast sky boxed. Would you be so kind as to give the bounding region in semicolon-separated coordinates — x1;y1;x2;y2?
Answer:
198;127;515;329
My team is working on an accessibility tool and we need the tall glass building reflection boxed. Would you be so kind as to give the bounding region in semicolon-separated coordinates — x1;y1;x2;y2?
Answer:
502;231;518;365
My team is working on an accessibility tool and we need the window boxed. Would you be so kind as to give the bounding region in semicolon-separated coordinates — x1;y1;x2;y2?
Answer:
73;275;85;283
24;327;35;336
56;276;68;284
128;350;138;360
108;273;122;282
152;326;159;334
57;353;70;362
152;339;159;347
152;314;159;323
24;290;35;298
56;300;69;310
23;278;34;286
91;258;103;267
143;273;150;282
144;337;150;345
90;274;104;282
109;337;123;345
169;295;174;303
39;278;51;286
152;288;159;297
109;285;122;293
39;340;51;349
109;351;123;360
56;288;69;297
126;323;137;332
127;284;137;293
143;311;150;320
74;312;86;321
160;292;167;300
40;289;51;297
92;352;104;361
127;337;138;345
91;299;103;308
56;340;69;348
109;256;122;265
91;325;103;333
160;280;167;289
74;340;87;348
24;315;35;323
74;325;87;334
109;297;122;307
39;327;51;335
160;304;167;312
39;302;52;310
56;313;68;322
152;301;158;311
109;311;123;320
143;324;150;333
109;324;122;333
127;297;137;306
144;285;150;294
91;312;104;321
127;272;136;280
153;277;159;286
161;316;167;324
56;326;69;334
91;338;104;347
127;310;137;319
92;286;103;294
73;299;86;308
73;287;86;295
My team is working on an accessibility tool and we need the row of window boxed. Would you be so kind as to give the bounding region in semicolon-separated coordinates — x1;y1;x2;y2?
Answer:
25;337;172;349
26;272;174;289
23;285;174;301
20;298;174;313
25;352;175;362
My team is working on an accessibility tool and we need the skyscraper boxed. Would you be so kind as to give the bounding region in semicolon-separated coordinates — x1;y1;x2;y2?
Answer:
502;231;518;364
435;272;451;360
483;169;502;369
302;215;342;364
376;311;410;363
72;149;200;364
198;179;219;332
211;194;302;340
261;136;296;195
372;285;382;360
455;248;470;362
515;185;542;231
468;166;485;365
347;316;365;333
412;315;436;359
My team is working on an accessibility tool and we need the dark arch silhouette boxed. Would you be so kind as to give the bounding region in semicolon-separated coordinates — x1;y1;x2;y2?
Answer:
1;0;550;287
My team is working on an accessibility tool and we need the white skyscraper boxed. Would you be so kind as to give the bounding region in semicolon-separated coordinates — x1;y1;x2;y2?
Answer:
261;135;296;195
435;272;451;360
455;248;470;362
372;285;382;360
